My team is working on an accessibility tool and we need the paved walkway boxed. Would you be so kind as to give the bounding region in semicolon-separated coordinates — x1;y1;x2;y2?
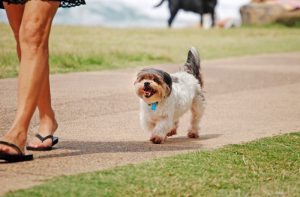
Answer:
0;52;300;195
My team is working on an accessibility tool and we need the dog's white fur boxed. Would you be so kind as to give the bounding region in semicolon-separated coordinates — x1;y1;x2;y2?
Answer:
139;71;205;143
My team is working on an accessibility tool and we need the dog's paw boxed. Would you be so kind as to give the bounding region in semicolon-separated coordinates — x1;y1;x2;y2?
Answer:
167;128;177;137
150;135;166;144
187;130;199;139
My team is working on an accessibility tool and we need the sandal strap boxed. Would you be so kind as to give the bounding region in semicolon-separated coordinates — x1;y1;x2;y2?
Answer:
0;141;23;155
35;134;54;143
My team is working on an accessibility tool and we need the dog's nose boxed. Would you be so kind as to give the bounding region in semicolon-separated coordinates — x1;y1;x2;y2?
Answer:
144;82;150;87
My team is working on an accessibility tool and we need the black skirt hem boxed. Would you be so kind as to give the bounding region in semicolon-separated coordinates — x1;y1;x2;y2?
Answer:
0;0;86;9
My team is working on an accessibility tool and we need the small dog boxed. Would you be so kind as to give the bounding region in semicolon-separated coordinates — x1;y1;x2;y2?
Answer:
134;47;205;144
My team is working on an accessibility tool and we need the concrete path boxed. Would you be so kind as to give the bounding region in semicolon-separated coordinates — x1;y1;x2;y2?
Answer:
0;52;300;195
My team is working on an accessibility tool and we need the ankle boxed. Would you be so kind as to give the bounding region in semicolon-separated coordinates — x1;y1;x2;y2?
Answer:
3;128;27;147
39;116;58;134
39;108;55;120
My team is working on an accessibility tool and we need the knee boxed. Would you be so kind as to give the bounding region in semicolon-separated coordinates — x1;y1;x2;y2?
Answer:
19;20;48;52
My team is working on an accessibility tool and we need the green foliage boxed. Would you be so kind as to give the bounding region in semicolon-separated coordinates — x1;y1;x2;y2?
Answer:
1;24;300;78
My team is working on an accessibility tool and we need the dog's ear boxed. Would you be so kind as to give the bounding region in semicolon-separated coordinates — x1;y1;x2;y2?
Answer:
134;72;144;85
134;76;140;85
161;71;172;97
165;85;172;97
151;69;172;97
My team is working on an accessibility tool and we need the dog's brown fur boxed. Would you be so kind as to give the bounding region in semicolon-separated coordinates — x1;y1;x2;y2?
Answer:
134;70;172;104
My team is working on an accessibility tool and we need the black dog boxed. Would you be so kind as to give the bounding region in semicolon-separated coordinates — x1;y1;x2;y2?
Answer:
154;0;217;28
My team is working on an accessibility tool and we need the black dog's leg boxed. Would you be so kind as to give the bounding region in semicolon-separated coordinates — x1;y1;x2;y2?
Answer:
168;8;179;27
200;14;203;27
211;11;216;27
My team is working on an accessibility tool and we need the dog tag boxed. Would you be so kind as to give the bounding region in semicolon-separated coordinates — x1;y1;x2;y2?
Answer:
151;103;157;111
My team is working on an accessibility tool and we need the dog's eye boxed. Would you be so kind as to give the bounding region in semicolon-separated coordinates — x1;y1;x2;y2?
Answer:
153;78;161;84
137;77;144;82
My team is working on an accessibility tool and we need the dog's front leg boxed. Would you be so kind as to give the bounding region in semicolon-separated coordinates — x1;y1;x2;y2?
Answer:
140;109;155;134
150;117;173;144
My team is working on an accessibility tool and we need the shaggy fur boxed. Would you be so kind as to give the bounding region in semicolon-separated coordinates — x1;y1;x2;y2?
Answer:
134;47;205;144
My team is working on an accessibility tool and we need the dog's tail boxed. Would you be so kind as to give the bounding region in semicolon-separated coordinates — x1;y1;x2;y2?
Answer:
153;0;165;8
184;47;204;88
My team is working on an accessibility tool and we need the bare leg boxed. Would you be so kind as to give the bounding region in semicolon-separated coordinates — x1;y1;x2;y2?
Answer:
0;1;59;154
3;3;24;60
4;4;58;148
28;68;58;148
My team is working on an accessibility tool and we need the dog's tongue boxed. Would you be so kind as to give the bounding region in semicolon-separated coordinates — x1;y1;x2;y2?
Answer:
144;89;152;96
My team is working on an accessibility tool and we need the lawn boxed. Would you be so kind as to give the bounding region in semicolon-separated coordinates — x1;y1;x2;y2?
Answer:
1;23;300;78
5;132;300;197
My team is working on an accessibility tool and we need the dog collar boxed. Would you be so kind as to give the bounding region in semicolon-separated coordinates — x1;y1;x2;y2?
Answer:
148;102;158;111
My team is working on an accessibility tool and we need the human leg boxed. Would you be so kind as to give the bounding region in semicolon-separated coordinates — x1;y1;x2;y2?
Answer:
0;0;60;154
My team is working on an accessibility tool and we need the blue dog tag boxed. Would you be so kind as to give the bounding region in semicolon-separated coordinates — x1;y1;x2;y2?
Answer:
151;103;157;111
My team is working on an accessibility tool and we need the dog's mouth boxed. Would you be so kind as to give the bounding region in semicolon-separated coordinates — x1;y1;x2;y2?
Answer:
143;86;156;98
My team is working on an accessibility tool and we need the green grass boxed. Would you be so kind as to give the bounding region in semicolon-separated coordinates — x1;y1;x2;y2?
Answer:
1;23;300;78
5;132;300;197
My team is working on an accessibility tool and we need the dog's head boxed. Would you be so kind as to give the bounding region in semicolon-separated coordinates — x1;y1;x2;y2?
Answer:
134;68;172;104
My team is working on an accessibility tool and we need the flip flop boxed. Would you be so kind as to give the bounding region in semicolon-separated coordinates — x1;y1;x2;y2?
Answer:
0;141;33;163
26;134;59;151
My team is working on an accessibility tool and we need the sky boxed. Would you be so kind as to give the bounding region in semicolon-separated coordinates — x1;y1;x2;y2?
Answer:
0;0;250;28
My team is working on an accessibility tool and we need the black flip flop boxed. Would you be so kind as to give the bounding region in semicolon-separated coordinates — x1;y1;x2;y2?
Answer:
26;134;59;151
0;141;33;163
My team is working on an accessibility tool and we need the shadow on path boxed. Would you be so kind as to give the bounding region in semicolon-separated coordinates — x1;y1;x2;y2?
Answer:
38;133;221;159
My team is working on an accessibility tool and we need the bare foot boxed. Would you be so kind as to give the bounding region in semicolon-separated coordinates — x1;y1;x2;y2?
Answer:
27;115;58;148
0;131;27;155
